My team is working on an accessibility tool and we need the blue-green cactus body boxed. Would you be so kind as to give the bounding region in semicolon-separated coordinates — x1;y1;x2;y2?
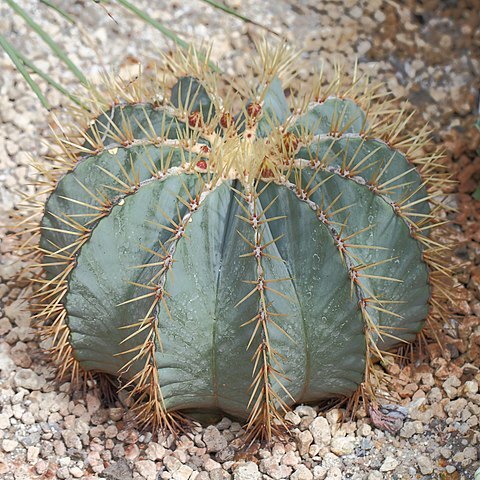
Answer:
36;69;435;437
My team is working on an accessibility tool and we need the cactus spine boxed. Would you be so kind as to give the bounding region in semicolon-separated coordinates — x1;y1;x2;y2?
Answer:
16;43;452;440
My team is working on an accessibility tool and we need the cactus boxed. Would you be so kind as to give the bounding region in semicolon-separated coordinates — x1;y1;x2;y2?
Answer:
17;44;452;440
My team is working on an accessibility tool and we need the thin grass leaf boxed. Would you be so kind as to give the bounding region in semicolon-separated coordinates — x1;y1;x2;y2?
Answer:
0;34;51;110
12;47;89;110
40;0;76;24
473;185;480;201
114;0;220;72
5;0;88;86
200;0;279;36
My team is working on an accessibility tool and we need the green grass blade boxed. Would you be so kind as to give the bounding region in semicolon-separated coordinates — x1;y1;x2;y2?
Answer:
474;185;480;201
5;0;88;86
199;0;279;35
14;49;89;110
0;34;51;110
115;0;189;49
114;0;220;72
39;0;76;24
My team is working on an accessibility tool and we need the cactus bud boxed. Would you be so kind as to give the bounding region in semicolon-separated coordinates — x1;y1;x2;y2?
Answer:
196;159;207;170
188;111;202;128
247;102;262;119
282;131;299;154
220;112;234;129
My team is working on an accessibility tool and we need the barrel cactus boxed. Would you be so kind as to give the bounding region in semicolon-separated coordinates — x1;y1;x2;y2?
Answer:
18;44;450;440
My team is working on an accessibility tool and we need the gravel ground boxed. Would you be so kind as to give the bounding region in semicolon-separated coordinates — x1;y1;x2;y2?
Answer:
0;1;479;479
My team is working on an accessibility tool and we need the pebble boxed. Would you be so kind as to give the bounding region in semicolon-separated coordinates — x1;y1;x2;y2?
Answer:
349;6;362;19
313;465;327;480
310;417;331;446
296;405;317;417
374;10;386;22
145;442;166;461
233;462;261;480
357;40;371;56
417;455;434;475
2;439;18;452
135;460;157;480
102;458;133;480
322;452;341;469
203;426;227;453
172;465;194;480
285;411;301;426
400;421;416;438
296;430;313;455
291;464;313;480
463;380;479;395
124;443;140;460
443;376;461;399
463;446;478;462
165;456;182;473
109;407;124;421
13;369;45;390
0;414;10;430
62;430;81;450
325;466;342;480
445;398;468;417
216;417;232;430
27;446;40;463
330;436;355;456
35;460;48;475
281;451;299;466
260;456;292;479
204;458;222;471
380;456;399;472
57;466;70;479
357;423;371;437
70;466;84;478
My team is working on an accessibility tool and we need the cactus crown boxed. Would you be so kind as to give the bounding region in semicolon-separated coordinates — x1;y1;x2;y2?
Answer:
16;42;452;440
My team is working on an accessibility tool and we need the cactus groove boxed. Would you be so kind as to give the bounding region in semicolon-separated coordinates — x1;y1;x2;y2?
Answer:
19;44;452;440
